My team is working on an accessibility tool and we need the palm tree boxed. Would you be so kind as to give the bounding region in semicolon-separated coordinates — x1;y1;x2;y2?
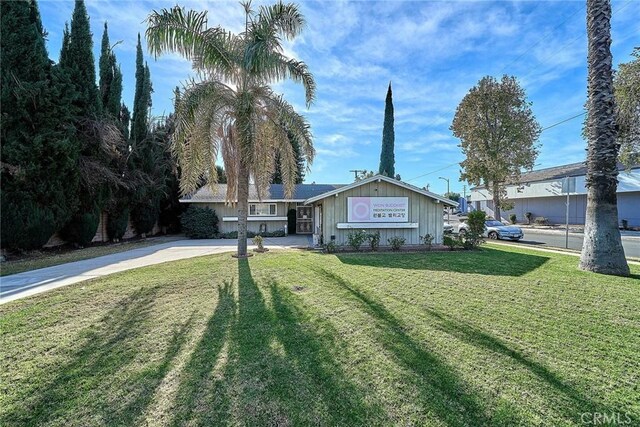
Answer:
579;0;629;276
146;2;315;257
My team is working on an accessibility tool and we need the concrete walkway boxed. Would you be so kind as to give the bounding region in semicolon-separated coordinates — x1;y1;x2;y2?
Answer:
0;235;311;305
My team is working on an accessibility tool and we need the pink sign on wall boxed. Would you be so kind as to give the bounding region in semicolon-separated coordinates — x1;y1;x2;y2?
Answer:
347;197;408;222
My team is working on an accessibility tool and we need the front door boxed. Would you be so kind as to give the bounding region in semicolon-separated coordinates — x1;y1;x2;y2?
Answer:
296;206;313;234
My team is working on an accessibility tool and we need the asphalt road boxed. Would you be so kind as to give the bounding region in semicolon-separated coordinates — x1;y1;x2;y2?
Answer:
503;229;640;259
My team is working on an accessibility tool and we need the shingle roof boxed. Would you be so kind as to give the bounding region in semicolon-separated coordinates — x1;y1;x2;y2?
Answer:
180;183;346;203
472;161;639;190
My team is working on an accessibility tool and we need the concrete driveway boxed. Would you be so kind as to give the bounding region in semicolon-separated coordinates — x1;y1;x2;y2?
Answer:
0;235;311;305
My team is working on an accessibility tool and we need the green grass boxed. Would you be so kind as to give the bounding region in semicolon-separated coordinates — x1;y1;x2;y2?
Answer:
1;246;638;426
0;236;179;276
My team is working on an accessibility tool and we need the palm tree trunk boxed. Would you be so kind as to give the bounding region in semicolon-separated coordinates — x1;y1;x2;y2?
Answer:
579;0;629;276
236;158;249;257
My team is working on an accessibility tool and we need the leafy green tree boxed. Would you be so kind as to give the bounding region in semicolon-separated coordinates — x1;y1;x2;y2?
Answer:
1;0;79;250
451;75;541;222
444;192;461;203
579;0;629;276
378;83;395;177
615;47;639;166
146;2;315;257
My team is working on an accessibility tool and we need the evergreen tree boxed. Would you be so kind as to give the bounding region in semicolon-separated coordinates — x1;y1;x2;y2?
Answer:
60;0;101;116
129;40;159;235
378;83;395;177
272;130;305;184
1;0;79;250
99;22;123;119
131;34;147;143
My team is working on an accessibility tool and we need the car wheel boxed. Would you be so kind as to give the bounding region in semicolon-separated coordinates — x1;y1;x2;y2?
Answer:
459;229;466;236
488;231;498;240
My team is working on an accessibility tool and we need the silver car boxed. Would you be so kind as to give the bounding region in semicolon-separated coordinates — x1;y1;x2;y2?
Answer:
458;219;524;241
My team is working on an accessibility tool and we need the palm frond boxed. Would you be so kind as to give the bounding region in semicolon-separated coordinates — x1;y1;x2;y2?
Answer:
146;7;235;75
172;80;234;195
257;2;305;40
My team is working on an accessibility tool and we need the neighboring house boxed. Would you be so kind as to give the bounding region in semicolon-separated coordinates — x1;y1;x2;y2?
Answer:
469;162;640;227
182;174;458;245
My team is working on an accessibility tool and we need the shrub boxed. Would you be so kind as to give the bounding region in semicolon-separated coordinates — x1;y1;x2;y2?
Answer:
252;235;265;251
347;229;368;251
62;211;100;247
534;216;548;225
465;210;486;249
443;235;460;250
181;206;219;239
324;240;338;254
131;201;159;236
1;201;57;250
367;231;381;251
621;219;629;230
420;234;434;250
525;212;533;224
387;236;405;251
106;206;129;241
509;214;517;224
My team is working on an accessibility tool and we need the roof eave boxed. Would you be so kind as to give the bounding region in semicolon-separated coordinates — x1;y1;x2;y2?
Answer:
303;174;458;206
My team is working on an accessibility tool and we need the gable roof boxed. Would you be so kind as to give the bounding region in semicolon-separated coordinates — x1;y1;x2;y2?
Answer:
471;161;640;190
180;183;345;203
303;174;459;206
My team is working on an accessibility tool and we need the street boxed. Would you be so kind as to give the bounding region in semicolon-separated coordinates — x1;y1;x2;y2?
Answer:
506;229;640;259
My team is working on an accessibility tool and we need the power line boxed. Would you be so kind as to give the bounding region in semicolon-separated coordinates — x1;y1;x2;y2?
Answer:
405;162;459;183
541;111;586;132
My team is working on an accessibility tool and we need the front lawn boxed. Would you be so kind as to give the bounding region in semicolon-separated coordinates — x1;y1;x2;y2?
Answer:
1;246;638;426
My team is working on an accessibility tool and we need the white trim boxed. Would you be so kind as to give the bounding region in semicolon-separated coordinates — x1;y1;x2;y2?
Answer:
222;216;287;222
249;202;277;216
303;174;458;206
336;222;419;229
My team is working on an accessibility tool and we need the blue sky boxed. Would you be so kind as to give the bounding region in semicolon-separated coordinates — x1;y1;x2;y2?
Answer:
40;0;639;195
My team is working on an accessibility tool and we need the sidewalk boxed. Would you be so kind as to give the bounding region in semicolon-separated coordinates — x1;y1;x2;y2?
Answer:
518;224;640;239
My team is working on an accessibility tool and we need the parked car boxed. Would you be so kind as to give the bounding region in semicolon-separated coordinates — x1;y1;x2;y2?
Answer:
458;219;524;241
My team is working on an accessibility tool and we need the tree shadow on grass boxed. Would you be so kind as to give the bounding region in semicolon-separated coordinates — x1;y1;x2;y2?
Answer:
422;307;624;422
168;280;236;426
336;247;550;277
173;258;382;426
4;286;193;427
314;266;508;426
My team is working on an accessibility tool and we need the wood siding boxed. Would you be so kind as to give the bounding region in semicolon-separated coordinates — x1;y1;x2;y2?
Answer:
316;180;443;245
204;202;293;234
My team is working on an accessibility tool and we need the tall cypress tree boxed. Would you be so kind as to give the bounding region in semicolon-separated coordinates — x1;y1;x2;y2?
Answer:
378;82;395;177
59;0;109;245
1;0;79;250
130;39;159;235
61;0;101;116
99;22;123;119
131;34;147;143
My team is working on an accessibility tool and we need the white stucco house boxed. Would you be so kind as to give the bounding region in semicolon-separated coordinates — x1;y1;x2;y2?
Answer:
469;162;640;227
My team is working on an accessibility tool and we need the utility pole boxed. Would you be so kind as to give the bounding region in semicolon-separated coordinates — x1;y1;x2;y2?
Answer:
439;176;450;223
462;184;467;213
564;176;574;249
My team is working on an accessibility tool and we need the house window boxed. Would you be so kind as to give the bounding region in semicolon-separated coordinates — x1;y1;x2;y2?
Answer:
249;203;277;216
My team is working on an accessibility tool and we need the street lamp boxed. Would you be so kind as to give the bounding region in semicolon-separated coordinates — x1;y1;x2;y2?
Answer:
439;176;450;223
